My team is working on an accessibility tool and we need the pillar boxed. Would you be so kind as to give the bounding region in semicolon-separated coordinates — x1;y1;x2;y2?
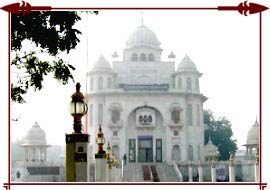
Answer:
107;165;112;182
229;154;235;182
188;161;193;182
254;152;259;182
39;148;42;161
198;160;203;182
29;148;32;161
33;148;36;161
211;159;216;182
95;153;107;182
66;133;89;182
24;148;28;162
44;148;47;162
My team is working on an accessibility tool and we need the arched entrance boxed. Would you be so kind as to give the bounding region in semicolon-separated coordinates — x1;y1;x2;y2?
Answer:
127;105;164;163
172;145;181;161
138;136;153;162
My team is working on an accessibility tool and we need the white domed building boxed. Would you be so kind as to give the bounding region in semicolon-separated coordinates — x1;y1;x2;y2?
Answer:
204;137;219;161
21;122;49;162
13;122;65;182
243;119;259;160
87;21;207;163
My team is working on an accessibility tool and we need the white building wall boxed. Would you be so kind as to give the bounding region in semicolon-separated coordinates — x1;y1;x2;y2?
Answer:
87;91;205;162
86;23;206;163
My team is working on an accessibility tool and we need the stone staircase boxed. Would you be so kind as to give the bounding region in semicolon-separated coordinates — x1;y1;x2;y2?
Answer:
123;162;180;182
155;163;179;182
123;163;144;182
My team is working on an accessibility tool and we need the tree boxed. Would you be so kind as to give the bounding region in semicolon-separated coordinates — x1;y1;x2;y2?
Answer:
204;110;237;160
11;11;97;103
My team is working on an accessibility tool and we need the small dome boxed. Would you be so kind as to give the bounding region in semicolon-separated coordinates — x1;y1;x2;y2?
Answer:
177;54;197;72
25;122;47;145
126;24;161;49
204;137;219;157
246;119;259;145
92;55;113;72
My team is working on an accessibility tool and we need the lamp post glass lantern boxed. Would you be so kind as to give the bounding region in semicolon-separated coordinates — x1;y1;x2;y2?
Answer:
96;125;106;154
69;83;88;133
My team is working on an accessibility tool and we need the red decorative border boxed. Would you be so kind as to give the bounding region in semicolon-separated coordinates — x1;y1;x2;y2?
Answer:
1;1;268;15
261;184;267;190
3;184;10;190
1;1;269;190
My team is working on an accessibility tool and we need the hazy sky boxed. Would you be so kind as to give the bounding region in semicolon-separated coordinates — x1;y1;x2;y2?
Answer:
10;10;260;148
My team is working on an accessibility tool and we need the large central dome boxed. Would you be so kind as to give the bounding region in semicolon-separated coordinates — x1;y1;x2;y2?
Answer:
126;24;161;49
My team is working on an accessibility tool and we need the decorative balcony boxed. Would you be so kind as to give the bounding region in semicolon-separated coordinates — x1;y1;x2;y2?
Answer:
108;120;123;130
168;120;184;130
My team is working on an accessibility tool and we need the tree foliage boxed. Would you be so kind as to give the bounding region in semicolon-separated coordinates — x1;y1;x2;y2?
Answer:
11;11;97;103
204;110;237;160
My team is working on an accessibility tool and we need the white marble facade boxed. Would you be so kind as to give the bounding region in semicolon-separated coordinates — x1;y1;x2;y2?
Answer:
86;22;207;163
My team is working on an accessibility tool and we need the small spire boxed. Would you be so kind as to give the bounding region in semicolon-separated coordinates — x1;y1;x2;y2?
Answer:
168;51;176;59
112;51;119;58
254;116;259;126
184;54;190;60
33;121;39;127
141;12;144;25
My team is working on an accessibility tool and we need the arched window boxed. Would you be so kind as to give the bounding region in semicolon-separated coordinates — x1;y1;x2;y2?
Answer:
140;53;147;62
172;145;181;161
187;77;192;90
132;53;138;61
108;78;112;88
78;146;84;152
98;104;103;124
111;110;120;124
148;115;152;123
143;115;148;123
98;77;103;89
172;110;180;124
148;53;154;61
90;78;94;91
112;145;120;159
188;145;194;161
139;114;153;125
139;115;143;122
196;104;200;126
187;104;193;125
178;77;182;89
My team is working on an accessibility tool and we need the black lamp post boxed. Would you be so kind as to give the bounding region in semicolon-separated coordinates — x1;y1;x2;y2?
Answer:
69;83;88;133
96;124;105;154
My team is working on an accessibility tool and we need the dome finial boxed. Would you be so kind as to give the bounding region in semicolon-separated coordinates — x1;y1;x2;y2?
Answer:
254;116;259;127
141;12;144;25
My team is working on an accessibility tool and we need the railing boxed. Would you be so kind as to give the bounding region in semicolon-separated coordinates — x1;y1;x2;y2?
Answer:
121;160;124;181
150;165;160;182
142;165;151;181
172;160;183;181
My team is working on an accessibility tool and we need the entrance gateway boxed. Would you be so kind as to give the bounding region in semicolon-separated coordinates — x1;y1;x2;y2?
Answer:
128;136;162;163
